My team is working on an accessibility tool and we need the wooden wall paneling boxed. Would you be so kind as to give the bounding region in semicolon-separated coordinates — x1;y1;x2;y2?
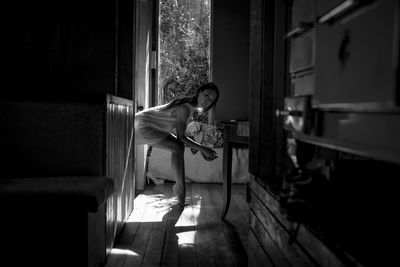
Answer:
250;190;317;267
249;210;292;267
124;107;135;219
295;225;363;267
249;176;293;229
248;228;274;267
250;176;358;267
105;98;135;253
106;103;115;255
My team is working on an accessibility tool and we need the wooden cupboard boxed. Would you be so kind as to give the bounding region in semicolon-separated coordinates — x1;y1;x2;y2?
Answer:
248;0;400;266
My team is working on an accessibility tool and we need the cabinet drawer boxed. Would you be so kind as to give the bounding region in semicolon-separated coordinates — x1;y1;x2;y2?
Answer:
288;0;316;73
292;0;315;27
314;0;399;107
291;70;315;96
290;31;315;73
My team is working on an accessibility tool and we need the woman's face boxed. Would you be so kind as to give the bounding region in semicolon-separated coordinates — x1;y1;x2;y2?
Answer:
197;89;217;110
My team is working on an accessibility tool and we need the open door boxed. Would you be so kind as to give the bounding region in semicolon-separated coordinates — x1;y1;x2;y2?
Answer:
134;0;158;191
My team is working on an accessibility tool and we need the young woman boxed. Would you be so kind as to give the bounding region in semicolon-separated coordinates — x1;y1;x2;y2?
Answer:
135;82;220;206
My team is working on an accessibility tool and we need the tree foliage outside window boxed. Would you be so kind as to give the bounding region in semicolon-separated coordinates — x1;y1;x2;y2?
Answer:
159;0;211;122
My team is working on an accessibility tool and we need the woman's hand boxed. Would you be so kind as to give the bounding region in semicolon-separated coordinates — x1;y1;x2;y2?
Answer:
201;146;218;161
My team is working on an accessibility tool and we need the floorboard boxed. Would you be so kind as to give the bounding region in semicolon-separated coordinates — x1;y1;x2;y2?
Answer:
105;182;249;267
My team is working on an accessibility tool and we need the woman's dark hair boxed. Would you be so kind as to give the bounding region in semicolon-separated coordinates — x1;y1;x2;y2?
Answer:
160;82;219;113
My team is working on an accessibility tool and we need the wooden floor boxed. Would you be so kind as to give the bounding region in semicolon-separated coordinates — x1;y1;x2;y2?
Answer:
105;182;249;267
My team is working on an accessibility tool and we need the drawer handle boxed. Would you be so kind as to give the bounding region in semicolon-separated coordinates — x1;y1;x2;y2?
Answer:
285;22;313;39
318;0;374;25
276;109;303;117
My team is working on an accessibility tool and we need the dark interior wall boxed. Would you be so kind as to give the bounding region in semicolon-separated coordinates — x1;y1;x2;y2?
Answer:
8;0;133;99
117;0;135;99
1;102;105;178
3;0;136;179
212;0;250;122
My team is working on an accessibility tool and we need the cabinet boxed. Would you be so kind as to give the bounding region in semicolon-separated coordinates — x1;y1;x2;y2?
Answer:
280;1;400;265
249;1;400;266
287;0;400;165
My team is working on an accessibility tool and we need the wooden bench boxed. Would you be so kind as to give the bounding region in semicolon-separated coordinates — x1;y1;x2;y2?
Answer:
0;176;114;267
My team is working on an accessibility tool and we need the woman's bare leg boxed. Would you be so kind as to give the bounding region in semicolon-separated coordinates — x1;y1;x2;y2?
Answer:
153;134;186;205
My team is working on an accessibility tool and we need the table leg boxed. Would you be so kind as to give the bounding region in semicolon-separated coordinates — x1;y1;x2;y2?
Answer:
221;127;232;219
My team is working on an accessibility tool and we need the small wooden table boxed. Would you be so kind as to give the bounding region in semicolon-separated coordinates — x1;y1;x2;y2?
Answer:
221;121;249;219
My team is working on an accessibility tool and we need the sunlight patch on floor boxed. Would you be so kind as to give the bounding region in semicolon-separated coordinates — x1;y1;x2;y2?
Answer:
175;195;202;227
127;191;184;223
192;195;202;225
126;189;203;229
177;230;197;246
110;248;139;256
175;195;202;246
128;193;172;222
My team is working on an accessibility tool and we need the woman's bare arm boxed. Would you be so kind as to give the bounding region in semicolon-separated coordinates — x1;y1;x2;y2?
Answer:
175;105;218;159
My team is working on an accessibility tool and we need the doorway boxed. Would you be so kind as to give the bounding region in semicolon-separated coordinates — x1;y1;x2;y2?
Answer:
134;0;212;191
157;0;211;122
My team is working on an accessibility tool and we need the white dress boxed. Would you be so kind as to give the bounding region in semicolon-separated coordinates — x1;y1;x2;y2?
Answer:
134;103;194;145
